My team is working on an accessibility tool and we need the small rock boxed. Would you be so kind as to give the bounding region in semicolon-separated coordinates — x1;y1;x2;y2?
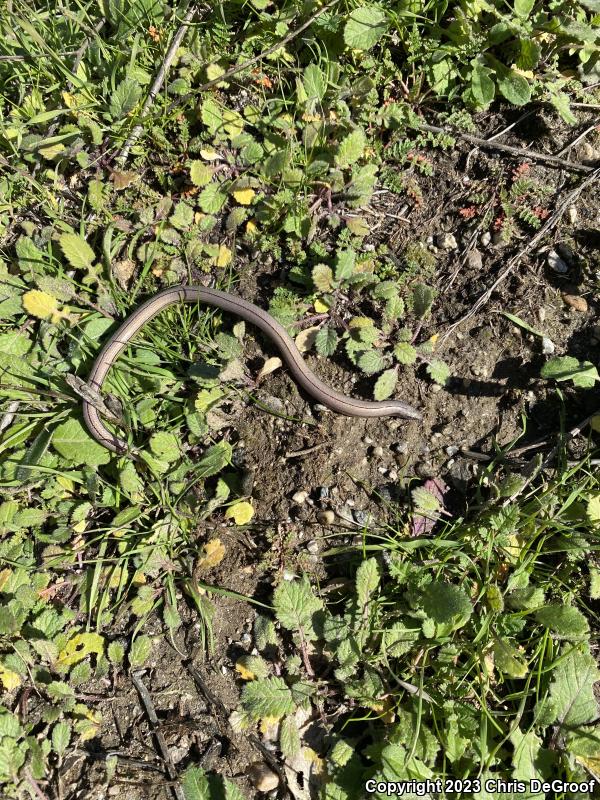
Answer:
446;445;459;457
317;509;335;525
548;250;568;274
437;232;458;250
388;469;398;481
567;206;578;224
393;441;408;454
538;307;546;323
240;632;252;646
318;486;329;500
292;490;309;504
248;763;279;793
562;293;588;313
541;337;555;355
556;243;575;265
481;231;492;248
431;384;442;392
363;436;374;445
371;445;384;458
426;235;434;245
306;539;319;554
466;249;483;270
353;510;372;526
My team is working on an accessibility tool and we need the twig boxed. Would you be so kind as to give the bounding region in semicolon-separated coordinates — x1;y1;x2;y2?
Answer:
285;442;328;459
442;166;600;341
166;0;339;114
24;770;49;800
131;671;185;800
117;3;199;165
419;122;594;173
0;400;21;434
556;119;600;157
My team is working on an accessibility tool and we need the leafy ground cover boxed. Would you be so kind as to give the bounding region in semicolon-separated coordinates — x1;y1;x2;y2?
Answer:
1;0;600;797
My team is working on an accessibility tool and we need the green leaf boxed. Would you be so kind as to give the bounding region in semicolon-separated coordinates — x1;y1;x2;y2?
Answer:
52;721;71;758
470;62;495;106
312;263;334;291
336;129;366;169
374;368;397;401
548;90;578;126
315;326;339;357
52;418;111;466
129;634;153;668
541;356;599;387
356;558;380;607
200;97;224;135
422;582;472;635
493;638;528;678
497;68;532;106
411;283;435;319
241;676;295;720
198;183;227;214
358;349;385;375
110;78;141;119
411;486;440;514
344;6;388;50
195;441;232;478
427;360;450;386
535;605;589;640
303;64;327;100
394;341;417;366
335;248;356;282
59;233;95;270
170;201;195;230
107;641;125;664
514;0;534;18
181;765;210;800
536;644;600;730
149;431;180;463
274;578;323;636
190;161;215;187
280;716;301;758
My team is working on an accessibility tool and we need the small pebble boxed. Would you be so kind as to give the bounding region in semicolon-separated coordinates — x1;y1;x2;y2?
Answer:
548;249;568;274
248;763;279;793
466;249;483;270
240;633;252;646
431;384;442;392
556;243;575;265
567;206;577;224
538;307;546;323
388;469;398;481
426;235;434;245
394;441;408;454
437;232;458;250
318;486;329;500
317;510;335;525
306;539;319;555
363;436;374;445
292;490;309;504
481;232;492;248
353;510;371;526
541;337;555;355
446;445;459;457
562;293;588;313
372;445;384;458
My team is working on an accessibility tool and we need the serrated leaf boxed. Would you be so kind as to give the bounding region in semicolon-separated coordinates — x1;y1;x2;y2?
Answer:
195;441;232;478
535;605;589;640
129;634;152;668
52;721;71;758
394;341;417;366
110;78;141;119
149;431;180;463
59;233;95;269
411;486;441;514
356;558;379;607
358;349;385;375
181;765;210;800
235;655;269;681
198;182;227;214
470;62;495;106
427;360;450;386
107;641;125;663
335;248;356;281
22;289;59;320
232;188;255;205
274;578;323;636
411;283;435;319
493;638;528;678
374;368;397;401
312;263;334;291
422;582;472;634
280;716;301;758
344;6;388;50
52;418;111;466
190;161;215;187
536;644;600;730
241;676;295;720
497;68;532;106
315;326;339;357
303;63;327;100
336;129;366;169
201;97;224;135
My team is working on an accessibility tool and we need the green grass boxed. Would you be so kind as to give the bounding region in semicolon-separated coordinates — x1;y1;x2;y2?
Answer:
1;0;600;796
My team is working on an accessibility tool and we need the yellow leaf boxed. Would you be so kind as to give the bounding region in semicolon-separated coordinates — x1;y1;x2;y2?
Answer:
314;299;329;313
225;501;254;525
233;188;255;205
260;716;280;735
216;244;232;267
56;476;75;493
39;142;65;160
245;220;258;236
200;148;220;160
0;569;11;592
57;632;104;668
22;289;59;320
72;519;87;534
235;660;256;681
196;538;226;571
0;665;22;691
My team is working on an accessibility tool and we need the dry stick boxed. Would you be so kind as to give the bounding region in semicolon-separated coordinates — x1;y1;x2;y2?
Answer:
419;123;594;174
117;3;198;166
165;0;339;115
556;118;600;157
442;166;600;343
131;671;185;800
